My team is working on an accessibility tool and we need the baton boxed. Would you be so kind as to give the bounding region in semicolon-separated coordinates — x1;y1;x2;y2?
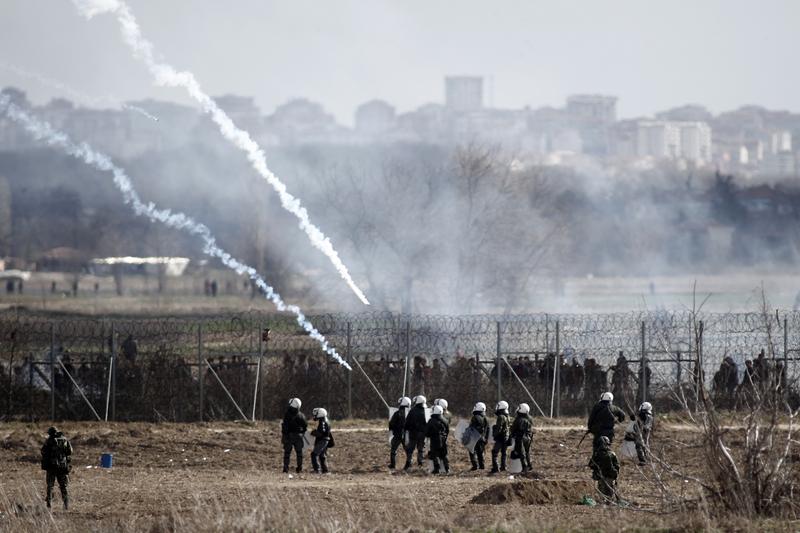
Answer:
577;430;591;449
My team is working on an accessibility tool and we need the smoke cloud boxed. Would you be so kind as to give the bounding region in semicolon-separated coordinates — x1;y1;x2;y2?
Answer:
0;93;351;370
70;0;370;306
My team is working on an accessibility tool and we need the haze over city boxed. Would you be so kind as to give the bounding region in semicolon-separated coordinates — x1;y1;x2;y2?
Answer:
2;0;799;124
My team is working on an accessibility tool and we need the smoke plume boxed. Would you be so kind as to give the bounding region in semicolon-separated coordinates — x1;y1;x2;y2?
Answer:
70;0;370;306
0;93;351;369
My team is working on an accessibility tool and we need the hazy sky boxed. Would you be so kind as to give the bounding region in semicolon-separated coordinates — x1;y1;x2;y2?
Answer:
1;0;798;125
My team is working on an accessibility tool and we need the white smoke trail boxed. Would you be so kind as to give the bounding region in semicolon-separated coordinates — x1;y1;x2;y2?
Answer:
0;94;350;370
70;0;371;306
0;62;159;122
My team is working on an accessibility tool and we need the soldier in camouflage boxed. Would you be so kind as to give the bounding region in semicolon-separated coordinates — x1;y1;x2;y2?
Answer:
41;426;72;510
490;400;511;474
588;435;620;502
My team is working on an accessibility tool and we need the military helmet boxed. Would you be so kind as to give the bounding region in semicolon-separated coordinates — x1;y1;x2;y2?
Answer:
47;426;58;436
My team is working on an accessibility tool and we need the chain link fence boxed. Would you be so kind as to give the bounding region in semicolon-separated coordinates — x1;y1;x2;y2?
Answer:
1;309;797;421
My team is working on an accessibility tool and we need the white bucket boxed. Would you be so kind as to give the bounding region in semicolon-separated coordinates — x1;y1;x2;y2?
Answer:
620;439;637;460
509;457;523;473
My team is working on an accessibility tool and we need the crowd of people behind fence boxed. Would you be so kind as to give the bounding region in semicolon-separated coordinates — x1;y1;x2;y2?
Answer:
2;330;797;421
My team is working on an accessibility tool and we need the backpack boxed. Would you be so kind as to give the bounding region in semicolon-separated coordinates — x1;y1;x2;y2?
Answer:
327;432;335;448
47;436;71;473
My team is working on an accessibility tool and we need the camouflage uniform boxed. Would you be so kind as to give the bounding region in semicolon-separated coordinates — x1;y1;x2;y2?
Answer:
41;428;72;509
282;407;308;473
587;400;626;450
490;411;511;473
388;407;407;469
588;438;620;501
468;412;490;470
634;409;653;464
510;412;533;471
403;404;428;468
425;414;449;474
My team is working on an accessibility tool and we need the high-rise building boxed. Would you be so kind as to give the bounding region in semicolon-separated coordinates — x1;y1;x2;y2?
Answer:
566;95;617;124
635;120;711;163
445;76;483;112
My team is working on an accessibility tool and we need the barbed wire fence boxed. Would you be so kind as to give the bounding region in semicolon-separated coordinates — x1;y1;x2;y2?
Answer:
0;309;797;422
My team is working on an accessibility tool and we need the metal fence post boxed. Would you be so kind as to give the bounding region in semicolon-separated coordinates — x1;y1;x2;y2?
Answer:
640;321;647;403
50;322;55;421
402;321;410;397
473;352;480;405
555;320;560;418
198;322;204;421
111;323;117;421
259;320;265;421
28;355;33;422
784;316;789;401
346;321;352;419
496;321;502;404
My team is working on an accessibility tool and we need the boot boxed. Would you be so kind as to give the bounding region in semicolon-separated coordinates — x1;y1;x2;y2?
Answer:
282;466;289;473
320;456;329;474
477;455;485;470
403;459;412;470
442;457;450;474
63;495;69;510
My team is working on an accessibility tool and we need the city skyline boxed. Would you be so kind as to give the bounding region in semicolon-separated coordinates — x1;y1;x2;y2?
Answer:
1;0;799;126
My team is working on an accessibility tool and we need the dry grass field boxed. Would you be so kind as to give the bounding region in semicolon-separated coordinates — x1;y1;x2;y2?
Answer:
2;417;798;532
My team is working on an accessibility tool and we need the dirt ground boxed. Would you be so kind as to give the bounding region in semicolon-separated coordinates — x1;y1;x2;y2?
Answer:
0;417;795;532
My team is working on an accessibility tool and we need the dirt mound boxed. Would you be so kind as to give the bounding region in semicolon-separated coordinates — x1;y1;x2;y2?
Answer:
471;479;593;505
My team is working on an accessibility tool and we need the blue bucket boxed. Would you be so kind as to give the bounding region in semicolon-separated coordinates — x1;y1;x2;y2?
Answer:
100;453;113;468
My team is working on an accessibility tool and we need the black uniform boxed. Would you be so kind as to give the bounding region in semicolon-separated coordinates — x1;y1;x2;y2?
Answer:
388;407;407;469
490;411;511;473
310;418;331;473
634;409;653;464
403;404;428;468
587;400;626;450
589;440;620;500
282;406;308;473
425;414;449;474
468;411;490;470
41;430;72;509
510;412;533;471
